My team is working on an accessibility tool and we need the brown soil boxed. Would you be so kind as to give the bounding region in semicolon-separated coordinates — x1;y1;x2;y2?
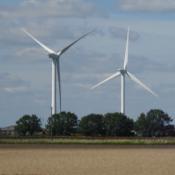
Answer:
0;145;174;175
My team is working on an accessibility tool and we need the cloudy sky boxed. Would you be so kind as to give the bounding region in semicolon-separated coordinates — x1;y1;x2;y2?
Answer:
0;0;175;127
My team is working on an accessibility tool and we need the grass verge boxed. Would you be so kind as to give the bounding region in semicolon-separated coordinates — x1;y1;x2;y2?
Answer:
0;138;175;145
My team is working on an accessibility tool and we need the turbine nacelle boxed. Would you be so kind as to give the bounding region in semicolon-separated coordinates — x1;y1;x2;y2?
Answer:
49;53;59;60
119;69;127;75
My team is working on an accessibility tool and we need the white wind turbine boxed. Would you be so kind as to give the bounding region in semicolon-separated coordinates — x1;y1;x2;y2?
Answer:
91;27;158;114
22;28;93;115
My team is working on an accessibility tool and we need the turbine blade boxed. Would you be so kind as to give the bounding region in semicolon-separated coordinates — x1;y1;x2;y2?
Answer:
91;72;121;90
56;59;62;113
123;27;130;70
57;30;94;56
22;28;55;54
127;71;158;97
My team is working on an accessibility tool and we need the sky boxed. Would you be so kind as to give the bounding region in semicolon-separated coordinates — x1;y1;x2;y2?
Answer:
0;0;175;127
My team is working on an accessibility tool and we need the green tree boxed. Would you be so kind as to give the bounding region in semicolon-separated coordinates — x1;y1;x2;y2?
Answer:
134;113;148;136
15;114;41;136
46;112;78;136
135;109;173;137
164;125;175;136
79;114;105;136
104;113;134;136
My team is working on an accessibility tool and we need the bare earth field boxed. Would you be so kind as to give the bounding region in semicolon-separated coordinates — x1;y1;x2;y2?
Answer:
0;145;175;175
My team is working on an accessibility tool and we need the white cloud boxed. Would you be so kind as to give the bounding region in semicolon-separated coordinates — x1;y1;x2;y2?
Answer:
4;86;29;93
0;0;100;20
0;73;30;93
108;27;140;41
119;0;175;11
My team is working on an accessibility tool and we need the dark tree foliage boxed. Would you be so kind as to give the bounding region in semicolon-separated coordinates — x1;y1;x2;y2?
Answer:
46;112;78;136
135;109;173;137
104;113;134;136
163;125;175;136
134;113;148;136
79;114;105;136
15;115;41;136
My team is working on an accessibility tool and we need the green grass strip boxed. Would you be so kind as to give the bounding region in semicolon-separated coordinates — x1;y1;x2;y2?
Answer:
0;138;175;145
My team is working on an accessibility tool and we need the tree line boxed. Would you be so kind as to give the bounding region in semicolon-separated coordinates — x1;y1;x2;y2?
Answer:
13;109;175;137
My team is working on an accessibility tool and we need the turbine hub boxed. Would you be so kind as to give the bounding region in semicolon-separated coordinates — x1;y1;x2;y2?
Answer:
49;53;59;60
120;69;127;75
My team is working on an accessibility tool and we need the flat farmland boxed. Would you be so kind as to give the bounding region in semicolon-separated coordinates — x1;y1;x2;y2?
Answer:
0;145;175;175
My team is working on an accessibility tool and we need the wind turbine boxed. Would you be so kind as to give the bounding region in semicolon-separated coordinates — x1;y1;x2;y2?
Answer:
22;28;93;115
91;27;158;114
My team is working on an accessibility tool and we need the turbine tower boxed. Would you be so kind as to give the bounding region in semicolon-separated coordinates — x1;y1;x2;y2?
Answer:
91;27;158;114
22;29;93;115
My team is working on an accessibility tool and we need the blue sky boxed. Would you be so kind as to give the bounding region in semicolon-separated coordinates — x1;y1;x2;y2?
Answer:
0;0;175;127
